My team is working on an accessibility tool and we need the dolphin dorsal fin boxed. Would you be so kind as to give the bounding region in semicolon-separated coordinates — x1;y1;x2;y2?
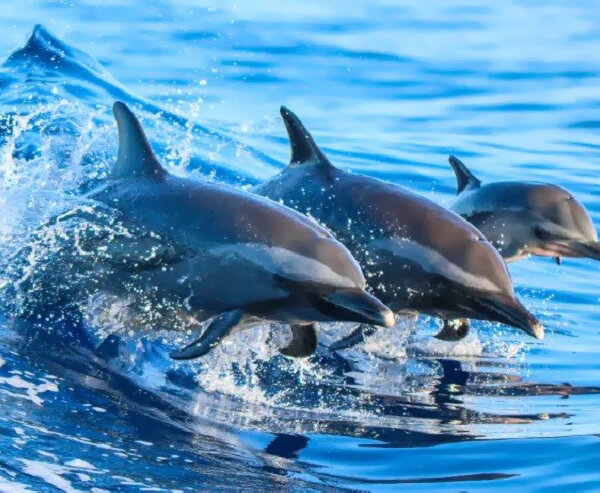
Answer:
448;155;481;194
112;101;167;180
280;106;332;168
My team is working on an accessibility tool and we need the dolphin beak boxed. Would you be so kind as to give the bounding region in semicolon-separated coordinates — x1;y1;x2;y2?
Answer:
559;240;600;261
474;294;544;340
321;288;395;328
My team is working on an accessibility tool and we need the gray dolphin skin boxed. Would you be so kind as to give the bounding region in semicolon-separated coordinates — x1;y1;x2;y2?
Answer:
22;101;395;360
449;155;600;264
254;107;544;350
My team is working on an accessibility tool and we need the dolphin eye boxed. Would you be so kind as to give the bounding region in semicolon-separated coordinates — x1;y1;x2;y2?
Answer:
533;225;552;241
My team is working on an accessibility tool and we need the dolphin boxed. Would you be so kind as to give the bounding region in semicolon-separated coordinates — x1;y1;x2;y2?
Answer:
15;101;395;360
254;107;543;350
448;155;600;264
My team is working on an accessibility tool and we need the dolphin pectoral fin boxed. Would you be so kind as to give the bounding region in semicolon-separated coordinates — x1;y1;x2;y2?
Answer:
279;323;318;358
329;324;377;351
170;310;244;360
434;319;470;342
448;156;481;194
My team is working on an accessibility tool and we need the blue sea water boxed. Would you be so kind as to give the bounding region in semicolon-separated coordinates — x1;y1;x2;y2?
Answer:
0;1;600;491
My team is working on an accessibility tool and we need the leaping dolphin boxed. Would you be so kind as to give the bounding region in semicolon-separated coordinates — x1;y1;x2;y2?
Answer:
448;155;600;264
16;102;395;360
254;107;543;350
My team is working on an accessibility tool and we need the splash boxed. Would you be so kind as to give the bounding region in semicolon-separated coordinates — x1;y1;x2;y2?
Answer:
0;25;564;452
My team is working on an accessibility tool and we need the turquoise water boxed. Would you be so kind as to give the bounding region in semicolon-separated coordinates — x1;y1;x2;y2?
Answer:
1;1;600;491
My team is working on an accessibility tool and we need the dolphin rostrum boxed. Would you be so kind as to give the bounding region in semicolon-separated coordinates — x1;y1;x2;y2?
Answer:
15;101;395;360
254;107;544;350
448;155;600;264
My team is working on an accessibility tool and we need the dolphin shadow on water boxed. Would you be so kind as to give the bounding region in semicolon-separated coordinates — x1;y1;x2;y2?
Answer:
265;434;309;460
4;308;594;477
258;354;593;466
254;107;544;352
7;101;396;361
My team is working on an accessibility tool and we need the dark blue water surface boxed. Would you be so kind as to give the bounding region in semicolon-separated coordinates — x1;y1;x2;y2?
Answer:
1;2;600;491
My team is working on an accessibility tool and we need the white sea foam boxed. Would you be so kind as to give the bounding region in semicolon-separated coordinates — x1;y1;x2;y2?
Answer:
0;372;59;407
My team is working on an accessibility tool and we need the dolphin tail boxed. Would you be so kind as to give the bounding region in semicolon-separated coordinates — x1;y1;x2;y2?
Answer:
448;155;481;194
280;323;318;358
279;106;332;168
434;318;470;341
170;310;244;360
329;323;378;351
112;101;167;180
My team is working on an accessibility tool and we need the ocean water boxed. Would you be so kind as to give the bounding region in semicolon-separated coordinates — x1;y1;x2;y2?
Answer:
0;1;600;491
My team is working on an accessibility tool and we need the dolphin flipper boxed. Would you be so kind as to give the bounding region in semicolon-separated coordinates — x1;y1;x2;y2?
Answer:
329;324;377;351
448;156;481;194
280;323;318;358
170;310;245;360
434;318;470;341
